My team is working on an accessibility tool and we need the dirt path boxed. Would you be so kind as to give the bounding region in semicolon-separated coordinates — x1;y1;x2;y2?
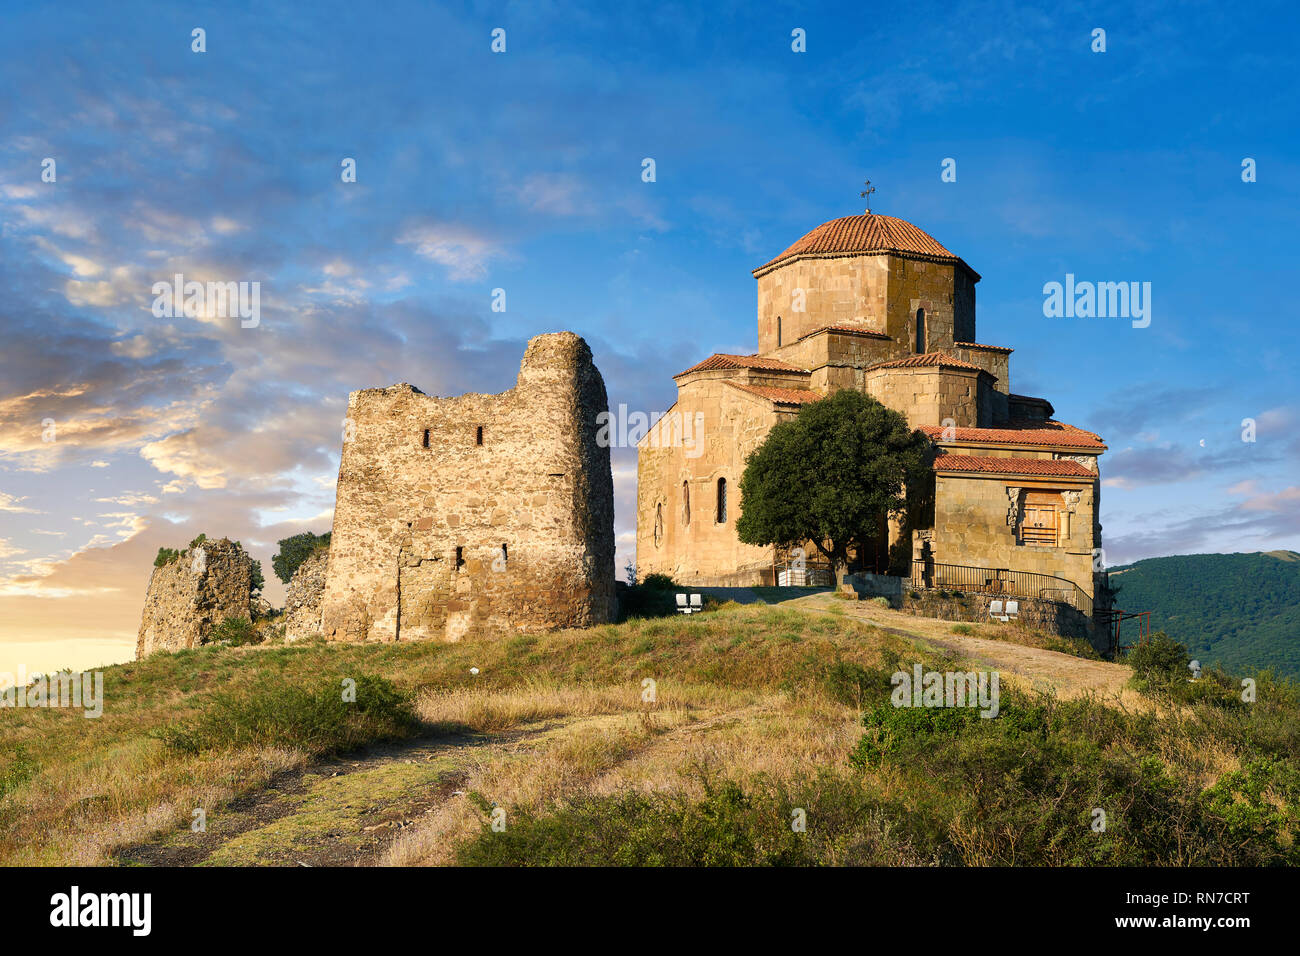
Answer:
115;730;521;867
115;600;1136;866
784;592;1136;703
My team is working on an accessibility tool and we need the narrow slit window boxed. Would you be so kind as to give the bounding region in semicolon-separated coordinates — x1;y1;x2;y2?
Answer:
716;477;727;524
499;543;508;568
475;425;484;446
776;315;782;347
455;546;464;570
422;429;430;448
915;308;926;354
682;480;690;526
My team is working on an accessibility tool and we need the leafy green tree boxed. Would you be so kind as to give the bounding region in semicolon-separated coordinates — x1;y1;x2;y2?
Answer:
736;390;933;584
271;531;331;584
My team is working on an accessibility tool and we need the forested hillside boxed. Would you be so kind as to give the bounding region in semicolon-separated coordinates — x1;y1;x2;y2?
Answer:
1107;551;1300;678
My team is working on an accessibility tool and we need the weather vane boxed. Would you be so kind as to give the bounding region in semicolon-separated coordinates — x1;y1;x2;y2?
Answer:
859;178;875;214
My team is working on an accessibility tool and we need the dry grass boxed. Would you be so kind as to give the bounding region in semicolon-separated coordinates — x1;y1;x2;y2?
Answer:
382;680;864;866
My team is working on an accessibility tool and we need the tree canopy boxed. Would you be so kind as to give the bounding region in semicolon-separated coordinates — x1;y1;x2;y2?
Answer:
735;389;933;581
271;531;331;584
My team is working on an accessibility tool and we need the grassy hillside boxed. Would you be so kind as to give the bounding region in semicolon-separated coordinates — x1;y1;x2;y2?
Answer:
2;598;1298;866
1108;551;1300;678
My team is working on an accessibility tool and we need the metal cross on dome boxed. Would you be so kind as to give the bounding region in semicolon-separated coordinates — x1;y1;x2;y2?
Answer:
859;178;875;214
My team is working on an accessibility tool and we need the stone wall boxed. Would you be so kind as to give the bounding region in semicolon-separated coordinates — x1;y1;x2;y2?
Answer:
136;538;255;658
317;331;616;643
756;254;892;352
636;377;791;585
863;366;991;429
284;546;329;641
843;572;904;601
926;472;1099;603
900;589;1104;651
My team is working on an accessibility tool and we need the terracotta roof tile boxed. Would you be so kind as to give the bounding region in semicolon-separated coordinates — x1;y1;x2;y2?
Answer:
796;324;892;342
953;341;1013;353
864;351;990;374
726;382;820;405
919;420;1106;450
754;213;978;278
933;454;1095;478
676;353;809;377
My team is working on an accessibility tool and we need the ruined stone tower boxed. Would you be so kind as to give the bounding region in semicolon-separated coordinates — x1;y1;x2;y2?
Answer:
316;331;616;642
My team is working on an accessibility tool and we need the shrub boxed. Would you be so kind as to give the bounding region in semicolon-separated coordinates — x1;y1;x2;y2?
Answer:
209;615;259;647
271;531;331;585
951;623;974;635
1127;631;1190;679
454;771;898;867
640;573;676;591
847;690;1299;865
0;746;37;800
155;673;417;756
153;547;182;568
189;533;208;549
822;660;893;708
871;596;891;608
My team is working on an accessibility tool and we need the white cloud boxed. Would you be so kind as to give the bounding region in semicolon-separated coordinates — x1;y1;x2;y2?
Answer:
398;222;505;280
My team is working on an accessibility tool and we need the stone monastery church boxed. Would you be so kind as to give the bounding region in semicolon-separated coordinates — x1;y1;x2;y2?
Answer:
635;211;1109;617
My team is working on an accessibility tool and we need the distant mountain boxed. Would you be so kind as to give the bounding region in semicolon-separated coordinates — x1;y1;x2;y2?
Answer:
1107;551;1300;679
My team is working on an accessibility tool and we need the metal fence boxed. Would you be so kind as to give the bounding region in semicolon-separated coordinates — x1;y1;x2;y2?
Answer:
910;560;1093;614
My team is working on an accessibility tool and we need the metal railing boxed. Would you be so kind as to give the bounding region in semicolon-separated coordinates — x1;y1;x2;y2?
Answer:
910;560;1093;614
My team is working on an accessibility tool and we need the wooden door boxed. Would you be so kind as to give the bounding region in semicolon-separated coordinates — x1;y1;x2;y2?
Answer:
1021;492;1061;545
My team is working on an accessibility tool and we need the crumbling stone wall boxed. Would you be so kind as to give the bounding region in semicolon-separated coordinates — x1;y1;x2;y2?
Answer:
317;331;616;643
136;538;254;658
284;547;329;641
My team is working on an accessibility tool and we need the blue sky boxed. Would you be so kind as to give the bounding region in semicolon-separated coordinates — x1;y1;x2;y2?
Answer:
1;0;1298;672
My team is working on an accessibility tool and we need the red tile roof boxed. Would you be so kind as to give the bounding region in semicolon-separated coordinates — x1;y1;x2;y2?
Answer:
726;382;820;406
796;324;892;342
676;353;809;377
919;420;1106;450
754;214;978;278
933;454;1095;478
953;341;1013;353
864;351;990;374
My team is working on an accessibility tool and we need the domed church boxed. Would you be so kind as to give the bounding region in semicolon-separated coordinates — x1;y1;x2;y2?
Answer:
635;211;1108;620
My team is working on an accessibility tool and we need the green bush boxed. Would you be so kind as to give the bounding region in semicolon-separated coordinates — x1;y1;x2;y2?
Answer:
822;660;893;708
616;578;688;620
870;596;891;608
271;531;331;585
153;547;182;568
209;615;259;647
0;746;37;800
846;690;1299;865
155;673;417;757
951;623;974;635
455;771;895;866
1126;631;1190;679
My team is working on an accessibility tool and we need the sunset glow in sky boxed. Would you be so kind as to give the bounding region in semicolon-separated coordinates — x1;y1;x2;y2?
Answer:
2;1;1297;673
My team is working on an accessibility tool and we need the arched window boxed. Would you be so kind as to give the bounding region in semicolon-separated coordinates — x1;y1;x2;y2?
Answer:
653;503;664;547
915;308;926;354
716;477;727;524
682;480;691;525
